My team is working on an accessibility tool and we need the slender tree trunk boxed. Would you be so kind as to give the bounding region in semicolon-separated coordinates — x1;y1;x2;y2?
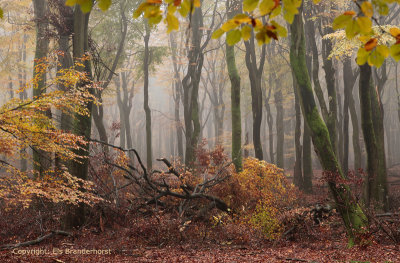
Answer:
18;35;29;172
169;33;184;159
244;35;265;160
321;29;338;155
290;7;367;246
275;81;284;168
348;87;362;171
293;75;303;188
143;23;152;169
225;0;242;170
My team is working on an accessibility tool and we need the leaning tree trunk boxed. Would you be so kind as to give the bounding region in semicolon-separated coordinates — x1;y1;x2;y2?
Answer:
359;64;388;211
290;6;367;246
33;0;51;177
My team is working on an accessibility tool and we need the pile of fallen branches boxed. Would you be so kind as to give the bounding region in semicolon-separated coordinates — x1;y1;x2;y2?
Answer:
91;139;232;218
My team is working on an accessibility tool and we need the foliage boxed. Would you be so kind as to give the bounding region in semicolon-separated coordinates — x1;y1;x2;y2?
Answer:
0;55;102;208
213;157;297;239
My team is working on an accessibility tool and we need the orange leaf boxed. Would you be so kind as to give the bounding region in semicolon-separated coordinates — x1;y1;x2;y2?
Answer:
364;38;377;51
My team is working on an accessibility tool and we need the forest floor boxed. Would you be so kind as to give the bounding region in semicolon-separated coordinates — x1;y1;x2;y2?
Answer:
1;167;400;263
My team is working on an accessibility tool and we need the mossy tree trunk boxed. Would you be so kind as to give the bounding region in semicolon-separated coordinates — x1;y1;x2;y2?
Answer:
290;7;367;246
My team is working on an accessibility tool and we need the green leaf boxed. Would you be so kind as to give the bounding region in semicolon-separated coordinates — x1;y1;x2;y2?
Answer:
226;29;242;46
390;44;400;61
332;14;352;30
243;0;259;12
0;8;3;19
212;28;225;39
98;0;112;11
242;25;252;41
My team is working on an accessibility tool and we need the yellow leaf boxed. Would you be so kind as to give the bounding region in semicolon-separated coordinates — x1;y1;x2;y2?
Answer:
212;28;225;39
243;0;259;12
242;25;252;41
332;14;352;30
368;49;385;68
226;29;242;46
376;45;389;58
390;44;400;61
345;19;360;39
166;13;179;33
390;27;400;37
98;0;112;11
361;1;373;18
222;20;239;32
356;16;372;34
259;0;275;15
356;47;370;65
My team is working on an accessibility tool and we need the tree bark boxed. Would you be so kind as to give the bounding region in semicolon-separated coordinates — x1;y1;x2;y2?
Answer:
290;7;367;246
359;64;388;211
64;6;93;230
244;34;265;160
143;23;152;169
32;0;51;177
226;0;242;170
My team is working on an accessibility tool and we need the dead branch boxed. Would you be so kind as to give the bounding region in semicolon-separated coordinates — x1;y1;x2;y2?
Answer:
1;230;71;250
91;140;231;216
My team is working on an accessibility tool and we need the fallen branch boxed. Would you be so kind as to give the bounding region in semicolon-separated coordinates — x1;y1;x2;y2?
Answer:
0;230;71;250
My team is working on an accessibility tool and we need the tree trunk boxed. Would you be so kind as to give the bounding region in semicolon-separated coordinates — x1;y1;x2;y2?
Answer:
169;33;184;159
359;64;388;211
293;75;303;188
290;7;367;246
244;35;265;160
182;7;204;166
33;0;51;177
143;23;152;169
64;7;93;230
275;81;284;168
225;0;242;170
